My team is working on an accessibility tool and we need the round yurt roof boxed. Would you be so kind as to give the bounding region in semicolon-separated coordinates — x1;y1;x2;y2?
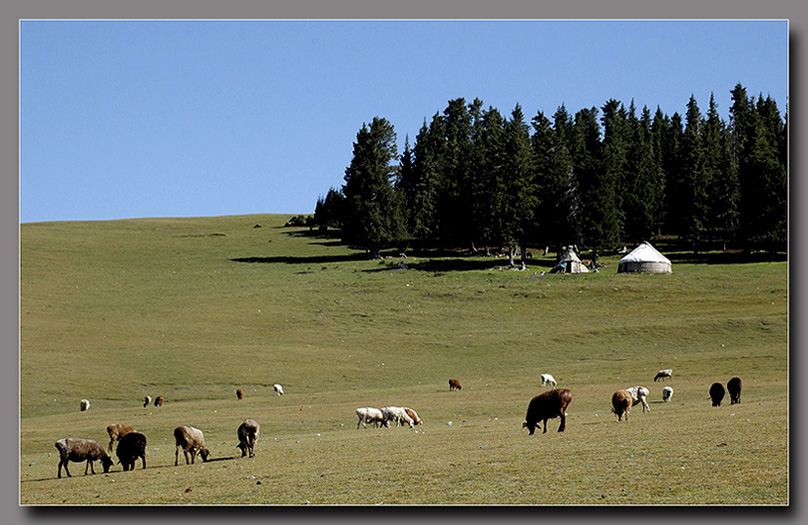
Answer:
618;242;672;273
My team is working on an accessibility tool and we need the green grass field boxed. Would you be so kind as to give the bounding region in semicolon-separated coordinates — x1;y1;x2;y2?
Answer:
19;214;788;505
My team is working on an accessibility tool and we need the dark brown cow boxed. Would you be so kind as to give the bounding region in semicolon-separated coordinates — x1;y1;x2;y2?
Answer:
449;379;462;391
523;388;573;434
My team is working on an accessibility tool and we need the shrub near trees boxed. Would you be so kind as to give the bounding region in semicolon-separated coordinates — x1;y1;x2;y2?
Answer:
314;84;786;260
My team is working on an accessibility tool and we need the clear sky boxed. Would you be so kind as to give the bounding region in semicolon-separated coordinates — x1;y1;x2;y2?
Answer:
20;19;788;223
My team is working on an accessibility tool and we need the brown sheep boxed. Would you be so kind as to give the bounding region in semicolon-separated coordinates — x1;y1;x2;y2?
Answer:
709;382;726;407
106;424;136;452
727;377;742;405
236;388;244;400
611;389;633;421
523;388;573;434
449;379;462;391
116;432;147;471
174;425;210;466
154;395;164;407
55;438;113;479
403;407;422;425
236;418;260;458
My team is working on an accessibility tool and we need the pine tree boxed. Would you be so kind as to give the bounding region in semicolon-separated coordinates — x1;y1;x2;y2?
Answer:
341;117;400;258
531;108;577;251
681;94;709;252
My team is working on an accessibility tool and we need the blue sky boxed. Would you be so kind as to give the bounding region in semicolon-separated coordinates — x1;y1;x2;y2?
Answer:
20;20;788;223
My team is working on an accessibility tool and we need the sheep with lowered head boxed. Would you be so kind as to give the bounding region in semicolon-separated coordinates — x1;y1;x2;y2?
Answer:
55;438;113;479
174;425;210;466
236;418;260;458
116;432;147;471
611;389;633;421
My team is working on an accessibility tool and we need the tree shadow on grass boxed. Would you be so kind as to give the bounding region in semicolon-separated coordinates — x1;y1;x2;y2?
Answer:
231;254;369;265
665;251;787;265
363;257;557;273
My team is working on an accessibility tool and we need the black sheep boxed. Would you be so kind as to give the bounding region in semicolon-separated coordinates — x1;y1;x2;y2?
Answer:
727;377;742;405
116;432;147;471
709;382;726;407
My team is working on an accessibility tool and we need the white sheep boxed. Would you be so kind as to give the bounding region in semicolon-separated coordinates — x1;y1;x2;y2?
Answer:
654;369;673;382
356;407;384;429
79;399;90;411
540;373;557;387
626;385;651;412
273;384;284;396
143;395;152;408
381;406;415;428
662;386;673;402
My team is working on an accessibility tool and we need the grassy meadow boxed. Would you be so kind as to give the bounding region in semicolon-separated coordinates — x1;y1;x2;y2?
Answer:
19;214;788;505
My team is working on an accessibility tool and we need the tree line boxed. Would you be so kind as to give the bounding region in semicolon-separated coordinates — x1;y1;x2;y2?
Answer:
314;83;786;263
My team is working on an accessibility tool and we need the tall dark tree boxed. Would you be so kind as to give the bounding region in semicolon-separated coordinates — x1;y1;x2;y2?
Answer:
532;108;577;250
408;115;445;247
469;105;506;252
624;105;665;241
703;93;740;244
496;104;537;266
680;94;709;252
341;117;401;258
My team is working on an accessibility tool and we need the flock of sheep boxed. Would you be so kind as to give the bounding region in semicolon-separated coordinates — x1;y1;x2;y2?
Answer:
57;371;744;479
525;369;744;433
55;386;280;479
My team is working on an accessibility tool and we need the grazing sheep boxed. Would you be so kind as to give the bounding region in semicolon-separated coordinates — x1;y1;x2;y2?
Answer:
154;396;164;407
55;438;113;479
727;377;742;405
611;389;633;421
356;407;384;429
381;406;415;428
654;369;673;382
626;386;651;412
540;373;557;387
106;424;136;452
79;399;90;411
523;388;573;434
236;418;260;458
449;379;462;391
236;388;244;400
273;384;284;396
709;382;726;407
662;386;674;403
143;396;152;408
403;407;422;425
116;432;147;471
174;426;211;466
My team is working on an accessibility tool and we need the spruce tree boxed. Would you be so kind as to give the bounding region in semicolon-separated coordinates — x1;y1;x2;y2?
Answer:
341;117;400;258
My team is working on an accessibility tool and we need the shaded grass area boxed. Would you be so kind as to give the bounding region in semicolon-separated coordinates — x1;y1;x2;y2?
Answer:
20;214;788;504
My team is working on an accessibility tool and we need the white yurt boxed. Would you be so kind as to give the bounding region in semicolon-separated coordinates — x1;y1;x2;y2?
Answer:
617;242;672;273
554;245;589;273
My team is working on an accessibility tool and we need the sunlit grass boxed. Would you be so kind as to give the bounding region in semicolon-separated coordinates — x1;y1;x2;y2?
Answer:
20;214;787;505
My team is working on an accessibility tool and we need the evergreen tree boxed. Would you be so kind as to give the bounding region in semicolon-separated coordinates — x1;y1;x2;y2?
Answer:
532;108;577;250
661;112;685;238
703;93;740;244
341;117;400;258
314;187;346;231
624;105;665;241
497;104;537;266
681;94;709;252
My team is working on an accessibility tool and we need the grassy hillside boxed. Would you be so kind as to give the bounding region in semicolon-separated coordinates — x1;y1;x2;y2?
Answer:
20;214;788;505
